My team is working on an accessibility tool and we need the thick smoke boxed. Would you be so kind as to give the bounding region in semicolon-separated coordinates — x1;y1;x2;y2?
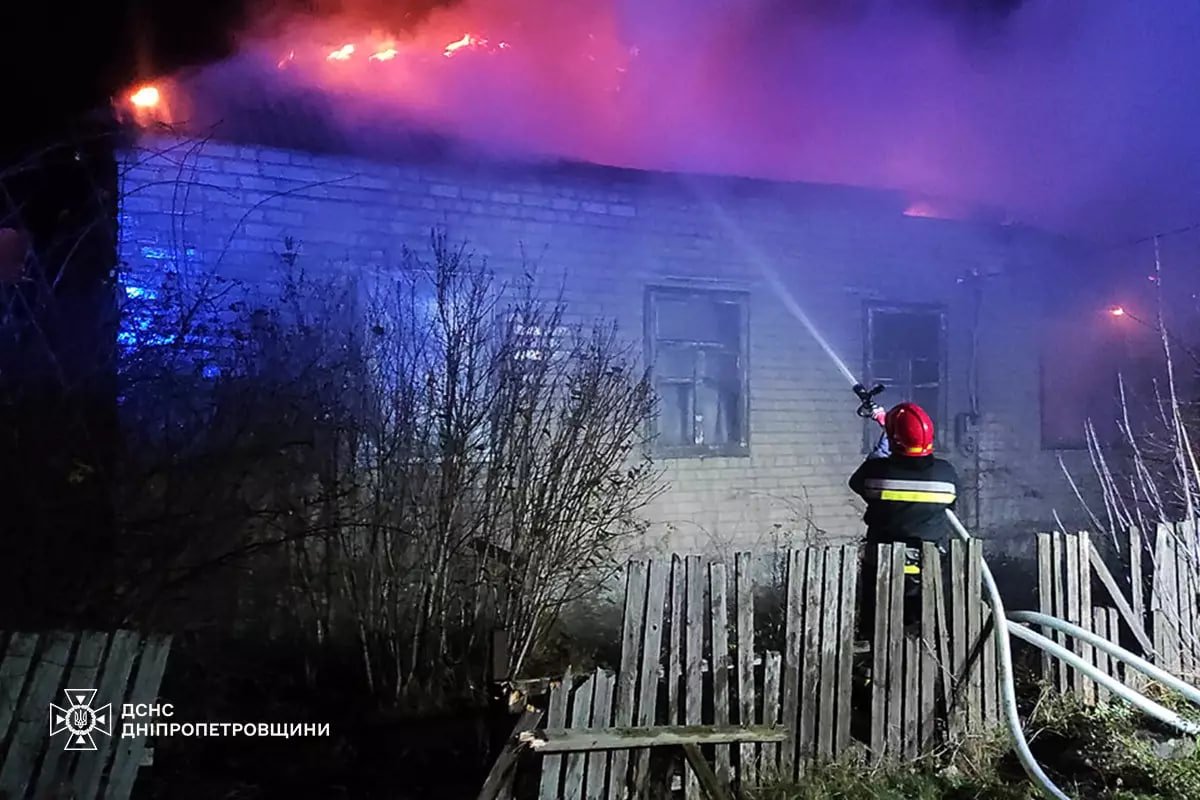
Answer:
198;0;1200;243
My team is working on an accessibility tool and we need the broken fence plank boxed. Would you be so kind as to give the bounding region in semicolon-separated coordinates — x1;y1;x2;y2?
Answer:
1077;531;1096;705
586;671;616;800
762;651;782;777
919;543;938;752
948;540;967;736
609;559;648;800
33;631;110;799
869;545;893;762
780;549;804;779
709;561;732;788
1051;531;1068;694
1037;533;1054;683
833;545;858;758
668;555;686;726
683;555;705;800
476;707;545;800
73;631;141;800
563;675;596;799
735;552;757;787
681;743;735;800
816;548;840;763
0;631;75;800
538;669;573;800
0;632;39;748
104;633;172;800
632;559;668;796
886;545;905;753
966;539;984;730
798;548;824;768
1088;541;1155;655
523;725;788;753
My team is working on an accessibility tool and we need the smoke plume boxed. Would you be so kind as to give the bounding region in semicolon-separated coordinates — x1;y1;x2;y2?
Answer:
168;0;1200;243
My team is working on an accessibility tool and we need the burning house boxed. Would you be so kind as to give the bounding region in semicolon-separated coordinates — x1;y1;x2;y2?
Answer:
112;26;1106;558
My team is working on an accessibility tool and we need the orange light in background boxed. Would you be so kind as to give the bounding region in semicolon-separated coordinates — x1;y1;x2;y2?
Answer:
129;85;160;109
1109;306;1126;317
903;201;938;219
327;44;355;61
370;47;398;61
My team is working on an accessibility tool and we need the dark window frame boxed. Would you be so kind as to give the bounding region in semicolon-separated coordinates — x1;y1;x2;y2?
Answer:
645;285;751;458
862;300;949;452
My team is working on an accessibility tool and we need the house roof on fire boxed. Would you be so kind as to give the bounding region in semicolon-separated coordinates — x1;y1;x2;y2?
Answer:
133;57;1030;232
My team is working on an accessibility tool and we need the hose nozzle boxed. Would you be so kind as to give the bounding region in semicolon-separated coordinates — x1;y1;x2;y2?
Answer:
853;383;886;419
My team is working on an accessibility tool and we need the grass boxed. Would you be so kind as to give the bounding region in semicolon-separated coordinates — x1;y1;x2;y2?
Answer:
751;691;1200;800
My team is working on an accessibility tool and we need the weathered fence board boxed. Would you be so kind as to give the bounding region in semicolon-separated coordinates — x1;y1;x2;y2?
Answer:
529;525;1200;798
0;630;171;800
1035;523;1200;701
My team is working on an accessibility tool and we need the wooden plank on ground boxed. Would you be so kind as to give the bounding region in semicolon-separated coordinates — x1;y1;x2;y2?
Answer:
816;548;840;762
586;671;615;800
919;543;938;751
609;560;647;800
105;634;173;800
539;670;573;800
1037;533;1054;683
525;725;789;752
762;651;782;777
33;631;110;799
632;559;668;795
563;674;596;799
683;555;705;800
1088;542;1155;655
886;545;905;755
682;743;735;800
476;707;545;800
869;545;893;762
73;631;141;800
834;545;858;758
780;549;804;780
0;631;75;800
797;548;824;769
709;561;732;788
1052;532;1068;694
0;632;39;747
735;552;757;788
1077;531;1096;705
668;555;686;726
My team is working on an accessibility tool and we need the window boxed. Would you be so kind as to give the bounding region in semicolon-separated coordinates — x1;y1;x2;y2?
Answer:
646;286;749;456
864;303;946;449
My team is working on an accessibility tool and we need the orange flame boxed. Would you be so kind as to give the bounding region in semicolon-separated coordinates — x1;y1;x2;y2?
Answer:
1109;306;1126;317
327;44;355;61
370;47;398;61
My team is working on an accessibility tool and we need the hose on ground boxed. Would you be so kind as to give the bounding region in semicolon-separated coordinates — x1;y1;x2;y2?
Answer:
944;509;1072;800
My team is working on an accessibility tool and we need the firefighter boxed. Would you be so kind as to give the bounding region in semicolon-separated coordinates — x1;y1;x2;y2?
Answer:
850;401;959;638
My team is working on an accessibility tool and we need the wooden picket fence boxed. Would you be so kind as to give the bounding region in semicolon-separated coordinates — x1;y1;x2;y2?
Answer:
532;541;999;799
0;630;172;800
1037;521;1200;697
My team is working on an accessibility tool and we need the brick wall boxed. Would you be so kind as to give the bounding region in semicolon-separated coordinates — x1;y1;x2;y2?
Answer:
117;132;1096;558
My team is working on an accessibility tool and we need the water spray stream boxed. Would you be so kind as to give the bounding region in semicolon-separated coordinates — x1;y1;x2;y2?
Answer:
691;188;860;386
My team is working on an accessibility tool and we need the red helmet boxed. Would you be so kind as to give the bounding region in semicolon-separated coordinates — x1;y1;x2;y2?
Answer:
885;402;935;457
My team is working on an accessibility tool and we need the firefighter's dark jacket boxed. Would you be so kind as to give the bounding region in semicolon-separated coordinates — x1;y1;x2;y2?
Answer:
849;444;959;547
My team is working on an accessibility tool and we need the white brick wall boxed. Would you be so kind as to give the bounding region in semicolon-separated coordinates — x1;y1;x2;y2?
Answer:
117;133;1097;557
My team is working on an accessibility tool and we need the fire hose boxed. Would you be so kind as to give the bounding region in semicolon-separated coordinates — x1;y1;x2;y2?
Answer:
857;387;1199;800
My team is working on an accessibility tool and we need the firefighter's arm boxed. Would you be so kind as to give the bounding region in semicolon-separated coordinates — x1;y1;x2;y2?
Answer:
848;460;871;497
